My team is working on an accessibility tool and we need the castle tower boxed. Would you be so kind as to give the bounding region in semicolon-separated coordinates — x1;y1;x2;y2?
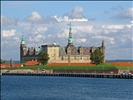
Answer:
68;23;74;46
67;23;74;65
101;40;105;62
20;35;27;63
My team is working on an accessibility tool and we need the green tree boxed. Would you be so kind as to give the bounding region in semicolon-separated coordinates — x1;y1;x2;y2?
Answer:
38;52;50;65
0;59;7;64
0;59;3;64
90;49;104;65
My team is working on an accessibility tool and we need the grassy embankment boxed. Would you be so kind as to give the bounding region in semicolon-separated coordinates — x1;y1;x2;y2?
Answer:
1;63;133;70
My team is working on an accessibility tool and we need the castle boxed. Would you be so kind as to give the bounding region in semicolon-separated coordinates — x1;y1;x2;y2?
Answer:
20;23;105;63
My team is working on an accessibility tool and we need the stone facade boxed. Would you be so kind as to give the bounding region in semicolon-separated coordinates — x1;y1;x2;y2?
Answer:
20;23;105;63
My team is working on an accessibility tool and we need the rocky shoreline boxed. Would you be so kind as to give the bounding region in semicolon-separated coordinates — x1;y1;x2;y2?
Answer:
1;69;53;75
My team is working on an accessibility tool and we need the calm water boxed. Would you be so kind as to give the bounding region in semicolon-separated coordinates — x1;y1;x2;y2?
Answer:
1;76;133;100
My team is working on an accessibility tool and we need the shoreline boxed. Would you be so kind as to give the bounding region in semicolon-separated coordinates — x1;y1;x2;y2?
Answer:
1;72;133;79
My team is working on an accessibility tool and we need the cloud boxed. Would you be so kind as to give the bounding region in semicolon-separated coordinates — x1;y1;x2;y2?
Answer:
80;38;86;43
53;16;88;22
21;32;46;47
104;6;133;20
110;7;133;20
1;6;132;60
25;11;44;23
102;25;125;30
1;16;18;26
104;5;124;14
70;6;84;19
22;25;48;47
117;8;133;20
2;29;16;37
2;21;132;60
74;25;93;33
34;27;48;34
57;28;69;38
24;6;90;23
52;6;89;22
92;35;115;45
131;20;133;24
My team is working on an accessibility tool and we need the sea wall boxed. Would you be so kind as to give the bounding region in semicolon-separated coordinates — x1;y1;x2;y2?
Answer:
53;69;118;74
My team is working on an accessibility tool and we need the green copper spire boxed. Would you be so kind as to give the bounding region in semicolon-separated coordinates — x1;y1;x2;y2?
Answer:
68;22;73;45
21;35;26;44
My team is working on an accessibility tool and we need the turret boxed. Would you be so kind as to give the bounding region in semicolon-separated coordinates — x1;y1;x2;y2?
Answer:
101;40;105;62
101;40;105;54
68;22;74;46
20;35;27;62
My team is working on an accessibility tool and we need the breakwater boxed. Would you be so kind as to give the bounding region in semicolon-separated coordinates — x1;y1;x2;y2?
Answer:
2;73;133;79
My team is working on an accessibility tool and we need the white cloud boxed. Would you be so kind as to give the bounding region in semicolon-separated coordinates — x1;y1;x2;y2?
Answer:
1;41;8;45
1;16;17;26
120;8;133;19
25;11;44;23
104;7;133;20
1;6;132;60
35;27;47;34
13;37;19;41
57;28;69;38
111;7;133;20
52;6;89;22
92;35;106;39
28;34;46;46
70;6;84;19
74;25;93;33
53;15;88;22
108;37;115;44
102;25;125;29
80;38;86;43
131;20;133;24
92;35;115;45
2;29;16;37
2;21;132;60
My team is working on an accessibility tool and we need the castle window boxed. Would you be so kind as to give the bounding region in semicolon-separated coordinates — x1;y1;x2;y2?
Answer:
61;57;64;60
80;57;82;60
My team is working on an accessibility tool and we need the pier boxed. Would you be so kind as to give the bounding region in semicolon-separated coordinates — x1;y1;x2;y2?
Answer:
2;73;133;79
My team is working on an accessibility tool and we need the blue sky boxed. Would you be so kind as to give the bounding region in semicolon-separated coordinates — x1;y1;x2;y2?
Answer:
2;1;131;22
1;1;133;60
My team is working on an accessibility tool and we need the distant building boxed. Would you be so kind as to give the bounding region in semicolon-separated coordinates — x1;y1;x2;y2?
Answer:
20;23;105;63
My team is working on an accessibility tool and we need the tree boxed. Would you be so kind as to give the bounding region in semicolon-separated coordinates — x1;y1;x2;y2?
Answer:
38;52;50;65
90;49;104;65
0;59;3;64
0;59;7;64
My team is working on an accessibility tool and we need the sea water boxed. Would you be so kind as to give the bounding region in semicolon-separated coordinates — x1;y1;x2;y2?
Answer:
1;76;133;100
